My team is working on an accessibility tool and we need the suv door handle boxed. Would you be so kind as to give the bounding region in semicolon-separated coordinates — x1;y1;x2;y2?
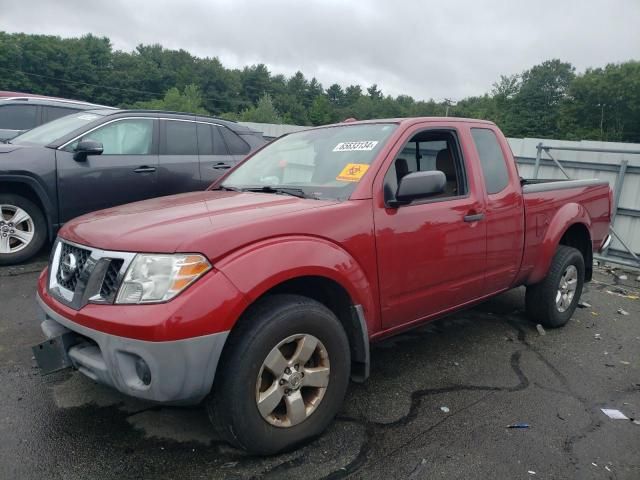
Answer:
212;162;231;170
134;166;156;173
463;213;484;222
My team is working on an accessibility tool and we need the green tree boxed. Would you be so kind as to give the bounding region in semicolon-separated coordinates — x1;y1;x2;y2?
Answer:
367;84;382;100
344;85;363;106
287;71;308;100
241;64;271;104
134;84;208;114
509;59;575;138
308;95;332;125
559;61;640;142
305;77;324;107
326;83;344;105
239;93;283;123
2;32;639;142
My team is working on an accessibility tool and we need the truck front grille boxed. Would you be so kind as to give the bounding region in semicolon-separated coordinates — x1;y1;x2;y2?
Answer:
48;239;135;310
99;259;124;300
55;243;91;291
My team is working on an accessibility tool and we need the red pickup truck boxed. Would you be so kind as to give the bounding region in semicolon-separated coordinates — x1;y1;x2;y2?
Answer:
34;117;612;454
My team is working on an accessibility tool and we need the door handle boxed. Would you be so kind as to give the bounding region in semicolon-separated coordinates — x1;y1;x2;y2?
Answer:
134;166;156;173
464;213;484;222
212;163;231;170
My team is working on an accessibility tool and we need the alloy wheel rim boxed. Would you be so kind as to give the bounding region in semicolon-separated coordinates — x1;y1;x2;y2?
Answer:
0;205;35;254
255;333;330;428
556;265;578;312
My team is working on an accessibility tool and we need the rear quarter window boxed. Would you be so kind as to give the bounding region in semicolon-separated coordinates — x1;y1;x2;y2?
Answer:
220;127;250;155
43;106;77;123
0;104;38;130
212;126;230;155
471;128;510;194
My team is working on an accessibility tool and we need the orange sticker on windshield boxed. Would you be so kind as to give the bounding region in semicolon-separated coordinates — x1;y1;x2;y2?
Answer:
336;163;370;182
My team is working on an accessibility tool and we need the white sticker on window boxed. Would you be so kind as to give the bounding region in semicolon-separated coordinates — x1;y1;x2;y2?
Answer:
77;114;99;121
333;141;379;152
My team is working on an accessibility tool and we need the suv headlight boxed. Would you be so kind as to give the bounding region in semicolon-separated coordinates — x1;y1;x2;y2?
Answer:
115;254;211;304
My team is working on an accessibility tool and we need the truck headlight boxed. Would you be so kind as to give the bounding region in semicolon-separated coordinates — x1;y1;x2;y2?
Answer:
115;254;211;304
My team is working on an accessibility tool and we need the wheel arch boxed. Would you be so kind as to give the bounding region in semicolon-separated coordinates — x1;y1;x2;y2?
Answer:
527;202;592;284
258;276;370;382
558;223;592;281
0;176;55;241
216;237;376;382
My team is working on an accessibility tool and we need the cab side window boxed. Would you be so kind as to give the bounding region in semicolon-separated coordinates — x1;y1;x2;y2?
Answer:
471;128;509;194
384;130;466;204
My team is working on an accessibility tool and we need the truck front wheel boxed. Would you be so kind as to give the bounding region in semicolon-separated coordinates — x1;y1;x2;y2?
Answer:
207;294;351;455
525;245;585;328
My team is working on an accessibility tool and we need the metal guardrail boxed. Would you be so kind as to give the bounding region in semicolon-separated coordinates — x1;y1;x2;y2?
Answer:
523;143;640;269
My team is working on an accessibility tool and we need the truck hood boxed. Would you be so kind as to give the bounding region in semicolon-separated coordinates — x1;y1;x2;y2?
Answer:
60;190;339;254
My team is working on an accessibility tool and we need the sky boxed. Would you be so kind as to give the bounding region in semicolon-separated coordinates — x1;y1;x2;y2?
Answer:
1;0;639;102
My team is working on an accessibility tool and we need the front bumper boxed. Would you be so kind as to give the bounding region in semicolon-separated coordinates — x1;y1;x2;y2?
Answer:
36;294;229;405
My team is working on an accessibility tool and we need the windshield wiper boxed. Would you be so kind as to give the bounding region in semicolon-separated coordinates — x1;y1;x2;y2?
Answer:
218;185;243;192
242;186;310;199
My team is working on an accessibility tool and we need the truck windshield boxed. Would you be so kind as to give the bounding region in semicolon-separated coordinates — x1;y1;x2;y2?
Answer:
11;112;104;146
220;123;398;200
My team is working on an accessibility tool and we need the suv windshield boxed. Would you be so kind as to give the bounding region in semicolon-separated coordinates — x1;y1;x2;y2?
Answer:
11;111;104;146
220;123;397;200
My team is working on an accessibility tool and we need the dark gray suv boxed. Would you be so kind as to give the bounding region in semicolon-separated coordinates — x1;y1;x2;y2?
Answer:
0;109;265;264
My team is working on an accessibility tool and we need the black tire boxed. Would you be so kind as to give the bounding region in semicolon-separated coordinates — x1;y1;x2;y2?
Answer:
0;194;47;266
525;245;585;328
207;294;351;455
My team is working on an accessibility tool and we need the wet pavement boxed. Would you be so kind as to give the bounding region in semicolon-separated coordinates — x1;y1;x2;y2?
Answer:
1;259;639;479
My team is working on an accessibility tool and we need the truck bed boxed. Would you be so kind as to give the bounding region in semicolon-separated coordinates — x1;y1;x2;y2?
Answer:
518;178;611;284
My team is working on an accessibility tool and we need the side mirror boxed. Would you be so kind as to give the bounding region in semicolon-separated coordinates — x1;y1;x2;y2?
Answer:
73;139;103;161
391;170;446;207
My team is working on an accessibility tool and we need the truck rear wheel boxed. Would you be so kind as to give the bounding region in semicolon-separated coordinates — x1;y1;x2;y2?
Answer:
0;194;47;266
525;245;585;328
207;294;351;455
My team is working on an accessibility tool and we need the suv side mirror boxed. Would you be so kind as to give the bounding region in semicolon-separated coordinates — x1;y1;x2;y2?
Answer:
73;140;103;161
390;170;446;207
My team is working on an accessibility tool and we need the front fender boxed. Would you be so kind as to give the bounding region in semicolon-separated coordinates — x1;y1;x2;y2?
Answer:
215;235;378;333
527;203;592;284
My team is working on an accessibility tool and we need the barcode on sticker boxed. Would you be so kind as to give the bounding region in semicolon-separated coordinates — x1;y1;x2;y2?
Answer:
333;141;379;152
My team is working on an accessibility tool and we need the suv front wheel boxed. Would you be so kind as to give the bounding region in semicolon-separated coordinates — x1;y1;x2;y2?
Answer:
0;194;47;265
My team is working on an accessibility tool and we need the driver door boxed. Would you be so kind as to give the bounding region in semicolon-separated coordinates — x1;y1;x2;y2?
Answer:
373;126;488;330
56;118;159;222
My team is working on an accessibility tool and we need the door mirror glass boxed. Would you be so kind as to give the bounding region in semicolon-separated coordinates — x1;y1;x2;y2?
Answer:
73;139;103;161
393;170;446;206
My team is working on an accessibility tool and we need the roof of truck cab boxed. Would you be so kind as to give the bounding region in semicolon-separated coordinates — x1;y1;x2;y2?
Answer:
322;116;496;127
